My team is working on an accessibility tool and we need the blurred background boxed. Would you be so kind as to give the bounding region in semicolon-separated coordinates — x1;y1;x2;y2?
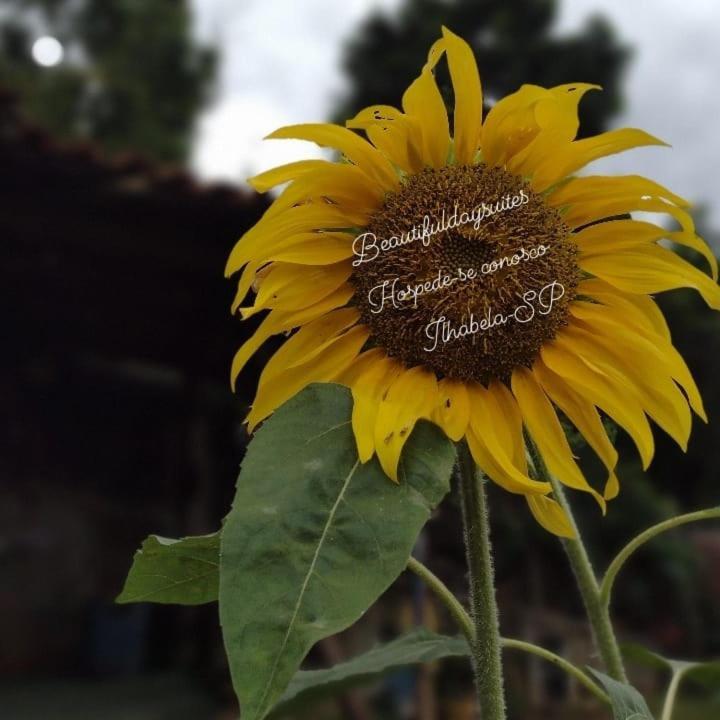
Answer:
1;1;719;718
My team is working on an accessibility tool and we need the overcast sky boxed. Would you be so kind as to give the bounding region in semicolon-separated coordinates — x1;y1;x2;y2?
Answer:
190;0;720;229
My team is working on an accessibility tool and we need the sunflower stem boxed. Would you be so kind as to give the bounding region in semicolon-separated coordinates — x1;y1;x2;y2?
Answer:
526;437;628;683
405;559;610;705
457;441;507;720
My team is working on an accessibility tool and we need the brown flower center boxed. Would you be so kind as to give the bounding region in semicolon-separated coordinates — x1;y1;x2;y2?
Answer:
350;165;579;384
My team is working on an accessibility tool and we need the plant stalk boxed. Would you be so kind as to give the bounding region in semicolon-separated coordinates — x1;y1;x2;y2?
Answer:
406;558;610;706
407;556;475;642
457;441;507;720
660;669;685;720
600;507;720;611
526;437;628;683
502;638;610;705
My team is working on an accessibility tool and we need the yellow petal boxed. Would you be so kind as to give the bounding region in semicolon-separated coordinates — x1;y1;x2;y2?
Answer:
579;245;720;310
368;123;424;173
374;366;439;482
549;174;689;210
466;383;550;495
242;261;352;316
562;322;691;451
485;380;528;471
441;26;482;164
248;160;330;192
555;183;717;280
346;353;402;463
481;84;548;167
229;284;355;389
511;367;606;510
353;393;382;464
570;300;706;422
659;345;706;422
567;197;694;234
534;360;619;500
571;219;672;256
541;339;655;469
226;203;358;277
260;232;353;266
526;494;576;539
530;128;668;192
266;164;382;219
231;260;262;314
538;84;601;141
257;307;360;390
433;378;470;442
464;425;550;496
266;123;399;191
578;277;670;340
334;347;387;388
401;41;450;168
508;84;600;176
347;105;424;174
246;325;370;431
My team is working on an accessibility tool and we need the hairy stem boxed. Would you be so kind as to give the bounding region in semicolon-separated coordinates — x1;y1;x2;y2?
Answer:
406;558;609;705
526;437;628;683
457;441;507;720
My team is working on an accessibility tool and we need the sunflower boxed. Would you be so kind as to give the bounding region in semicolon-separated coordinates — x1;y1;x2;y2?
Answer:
226;27;719;537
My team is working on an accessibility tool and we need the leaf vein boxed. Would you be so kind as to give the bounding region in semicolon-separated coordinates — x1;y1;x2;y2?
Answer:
121;569;217;602
255;458;360;716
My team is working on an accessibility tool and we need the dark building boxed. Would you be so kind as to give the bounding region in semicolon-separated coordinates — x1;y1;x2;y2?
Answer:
1;88;268;685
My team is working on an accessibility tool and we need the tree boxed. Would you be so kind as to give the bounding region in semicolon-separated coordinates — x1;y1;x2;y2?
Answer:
334;0;628;136
0;0;216;164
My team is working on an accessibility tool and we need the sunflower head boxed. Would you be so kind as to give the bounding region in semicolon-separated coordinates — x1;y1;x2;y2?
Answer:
226;27;719;536
350;163;580;384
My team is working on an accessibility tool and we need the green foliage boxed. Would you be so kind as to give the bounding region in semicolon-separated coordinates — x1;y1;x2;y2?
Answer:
272;629;468;715
116;532;220;605
624;643;720;695
0;0;216;163
219;383;455;720
587;668;654;720
334;0;628;135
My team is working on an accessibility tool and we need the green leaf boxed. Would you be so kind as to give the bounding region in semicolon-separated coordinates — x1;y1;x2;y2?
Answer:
623;643;720;691
685;662;720;691
623;643;690;674
586;668;654;720
219;383;455;720
116;532;220;605
273;629;468;714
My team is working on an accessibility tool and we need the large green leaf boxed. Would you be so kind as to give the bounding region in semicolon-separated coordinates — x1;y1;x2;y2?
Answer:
219;383;455;720
273;629;468;714
116;532;220;605
587;668;654;720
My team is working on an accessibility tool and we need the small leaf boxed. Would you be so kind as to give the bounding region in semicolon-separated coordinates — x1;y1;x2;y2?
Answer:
117;532;220;605
586;668;654;720
685;661;720;690
272;629;469;714
623;643;720;690
623;643;689;674
219;383;455;720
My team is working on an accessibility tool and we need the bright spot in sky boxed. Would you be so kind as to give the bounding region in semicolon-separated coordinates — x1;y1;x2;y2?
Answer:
31;36;64;67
